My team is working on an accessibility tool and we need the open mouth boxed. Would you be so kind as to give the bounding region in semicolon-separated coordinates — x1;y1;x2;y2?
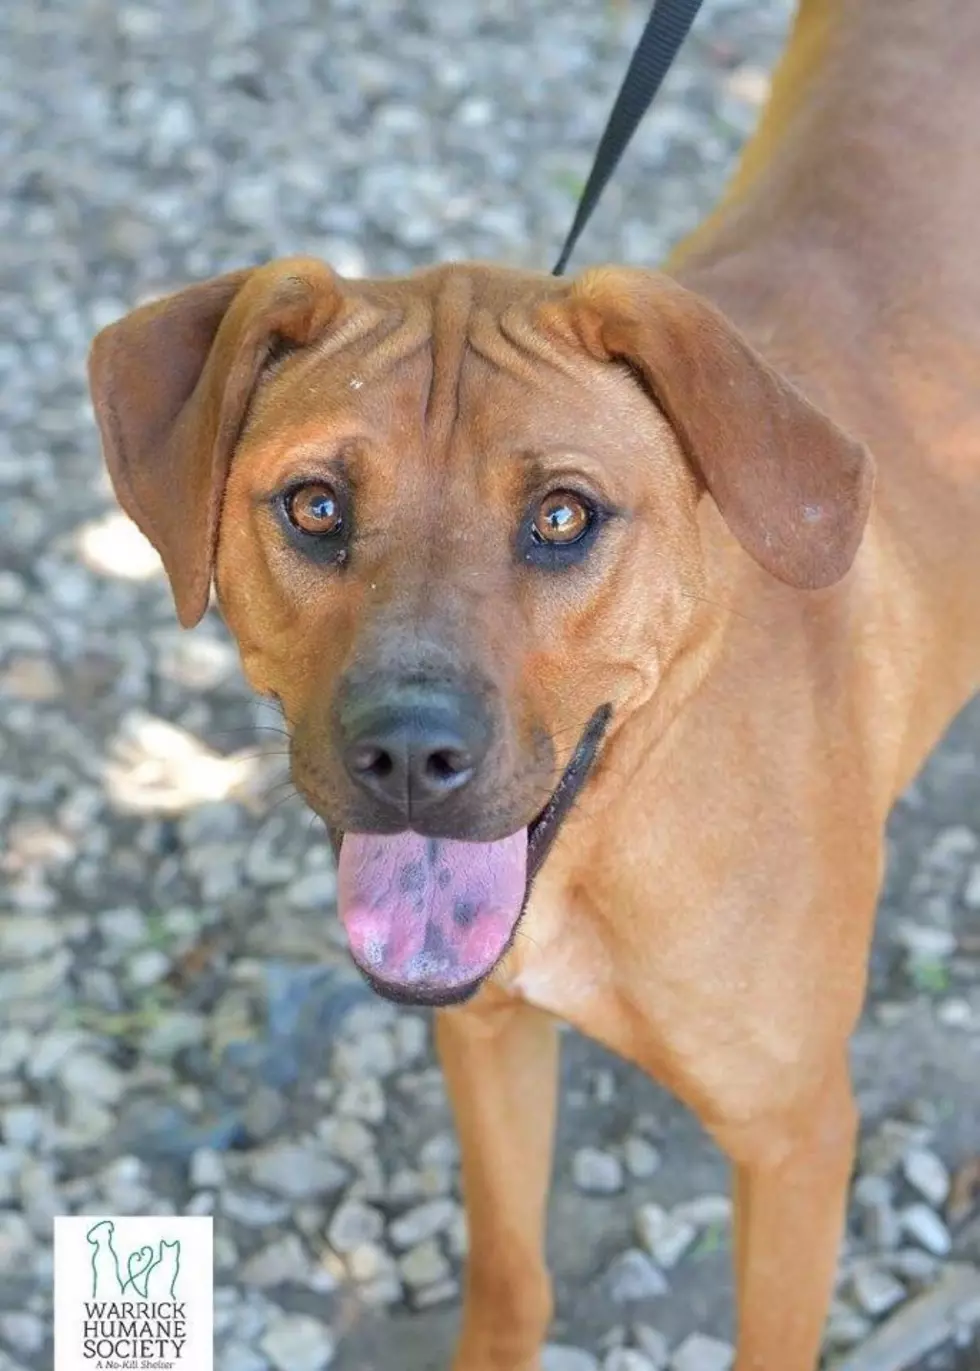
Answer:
328;703;612;1008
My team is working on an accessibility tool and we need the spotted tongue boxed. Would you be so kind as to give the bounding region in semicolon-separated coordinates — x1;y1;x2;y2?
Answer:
337;830;527;998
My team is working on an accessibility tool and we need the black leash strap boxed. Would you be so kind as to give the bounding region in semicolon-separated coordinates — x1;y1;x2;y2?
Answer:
552;0;705;276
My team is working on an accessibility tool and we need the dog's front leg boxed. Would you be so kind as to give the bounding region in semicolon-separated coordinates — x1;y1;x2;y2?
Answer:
436;988;559;1371
712;1056;858;1371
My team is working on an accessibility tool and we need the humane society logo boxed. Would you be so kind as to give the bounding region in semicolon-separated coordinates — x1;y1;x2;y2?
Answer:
54;1216;213;1371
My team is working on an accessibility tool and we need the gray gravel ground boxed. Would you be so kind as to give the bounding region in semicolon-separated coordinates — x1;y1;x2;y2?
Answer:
1;2;980;1369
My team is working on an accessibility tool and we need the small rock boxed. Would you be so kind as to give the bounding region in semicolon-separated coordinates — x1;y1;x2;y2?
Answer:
333;1030;397;1080
261;1312;336;1371
394;1014;428;1065
632;1326;670;1369
189;1148;226;1190
669;1334;734;1371
895;923;956;959
418;1132;460;1170
335;1077;386;1124
862;1121;933;1176
853;1175;901;1251
936;997;974;1028
251;1141;348;1199
851;1262;908;1317
58;1052;125;1105
327;1199;385;1254
220;1344;269;1371
287;868;337;910
671;1194;733;1229
346;1240;397;1284
319;1118;376;1168
902;1148;951;1208
604;1351;659;1371
0;1311;45;1355
221;1188;291;1228
824;1300;873;1350
573;1146;624;1195
542;1347;600;1371
623;1137;662;1180
388;1198;459;1250
636;1204;697;1269
886;1248;941;1288
901;1203;952;1255
606;1249;668;1303
3;1106;43;1149
412;1276;460;1308
399;1239;450;1289
241;1233;311;1287
127;947;171;987
241;1084;287;1142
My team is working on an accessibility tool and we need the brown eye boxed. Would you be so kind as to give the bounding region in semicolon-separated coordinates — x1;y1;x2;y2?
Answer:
532;490;592;545
285;482;343;536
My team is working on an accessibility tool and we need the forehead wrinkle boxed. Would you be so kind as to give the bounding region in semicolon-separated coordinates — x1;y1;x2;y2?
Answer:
467;298;588;385
424;272;474;450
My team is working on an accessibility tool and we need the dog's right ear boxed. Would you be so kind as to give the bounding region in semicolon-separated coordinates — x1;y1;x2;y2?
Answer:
88;258;342;627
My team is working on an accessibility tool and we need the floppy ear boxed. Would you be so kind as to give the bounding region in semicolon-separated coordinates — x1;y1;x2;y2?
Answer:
88;257;342;627
568;268;874;589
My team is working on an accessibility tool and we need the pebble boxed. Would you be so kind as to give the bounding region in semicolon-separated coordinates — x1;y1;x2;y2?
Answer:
606;1249;669;1303
221;1344;269;1371
886;1248;941;1287
57;1052;126;1105
623;1136;662;1180
852;1174;901;1251
900;1203;953;1256
326;1199;385;1254
335;1077;386;1124
412;1276;460;1309
636;1204;697;1269
0;1311;45;1356
221;1189;292;1228
604;1351;660;1371
632;1326;671;1369
190;1148;227;1190
250;1141;348;1199
388;1198;459;1250
318;1118;377;1168
240;1233;311;1287
902;1148;951;1208
850;1262;908;1317
286;868;337;910
669;1334;734;1371
671;1195;734;1229
824;1300;873;1350
3;1106;44;1149
260;1313;336;1371
573;1146;624;1195
542;1347;600;1371
398;1238;450;1289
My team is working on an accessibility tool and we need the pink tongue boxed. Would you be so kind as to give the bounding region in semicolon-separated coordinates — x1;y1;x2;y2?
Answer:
337;830;527;995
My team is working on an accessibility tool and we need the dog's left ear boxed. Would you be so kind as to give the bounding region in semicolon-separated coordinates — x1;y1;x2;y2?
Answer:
566;267;874;589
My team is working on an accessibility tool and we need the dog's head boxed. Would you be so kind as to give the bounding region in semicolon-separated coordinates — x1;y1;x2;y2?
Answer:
89;258;872;1005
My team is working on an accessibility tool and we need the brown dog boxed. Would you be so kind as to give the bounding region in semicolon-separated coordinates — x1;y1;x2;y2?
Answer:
87;0;980;1366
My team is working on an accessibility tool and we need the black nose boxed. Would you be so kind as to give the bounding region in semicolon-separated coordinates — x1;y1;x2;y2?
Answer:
338;683;491;818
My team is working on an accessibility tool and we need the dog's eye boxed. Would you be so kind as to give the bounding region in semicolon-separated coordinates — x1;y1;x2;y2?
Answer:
532;490;593;545
284;482;343;537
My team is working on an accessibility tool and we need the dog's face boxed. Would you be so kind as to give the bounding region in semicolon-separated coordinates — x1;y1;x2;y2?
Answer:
89;259;872;1005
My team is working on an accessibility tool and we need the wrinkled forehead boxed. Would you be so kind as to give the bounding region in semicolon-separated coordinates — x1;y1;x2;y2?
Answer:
237;264;647;475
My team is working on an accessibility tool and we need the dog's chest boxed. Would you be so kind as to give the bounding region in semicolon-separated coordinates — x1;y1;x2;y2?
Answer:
499;882;614;1017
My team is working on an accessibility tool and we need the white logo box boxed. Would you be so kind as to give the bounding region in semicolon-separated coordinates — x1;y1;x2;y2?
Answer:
54;1216;213;1371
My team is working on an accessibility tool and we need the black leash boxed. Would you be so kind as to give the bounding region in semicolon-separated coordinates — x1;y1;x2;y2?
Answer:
552;0;705;276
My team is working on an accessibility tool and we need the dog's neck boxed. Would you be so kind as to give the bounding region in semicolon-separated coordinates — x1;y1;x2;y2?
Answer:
670;0;980;337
